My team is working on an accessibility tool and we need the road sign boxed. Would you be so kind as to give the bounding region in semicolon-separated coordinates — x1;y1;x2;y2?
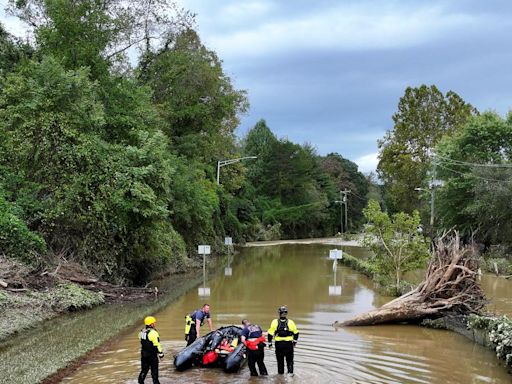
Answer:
224;237;232;246
198;245;211;255
329;286;342;296
198;287;210;296
224;267;232;276
329;249;343;260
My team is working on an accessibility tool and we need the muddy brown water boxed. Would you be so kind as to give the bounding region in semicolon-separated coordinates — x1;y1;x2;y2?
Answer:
62;244;511;383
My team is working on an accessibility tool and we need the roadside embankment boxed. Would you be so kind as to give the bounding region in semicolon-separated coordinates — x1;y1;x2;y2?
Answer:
0;255;163;343
421;313;512;372
0;266;205;384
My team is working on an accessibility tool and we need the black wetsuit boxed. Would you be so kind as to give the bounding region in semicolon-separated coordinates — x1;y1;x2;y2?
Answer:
138;328;161;384
242;324;268;376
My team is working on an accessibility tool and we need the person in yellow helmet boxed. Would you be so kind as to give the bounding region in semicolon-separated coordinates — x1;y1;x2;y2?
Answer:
267;306;299;375
138;316;164;384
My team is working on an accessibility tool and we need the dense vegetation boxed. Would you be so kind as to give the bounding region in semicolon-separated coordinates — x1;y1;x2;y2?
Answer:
0;0;370;285
378;85;512;258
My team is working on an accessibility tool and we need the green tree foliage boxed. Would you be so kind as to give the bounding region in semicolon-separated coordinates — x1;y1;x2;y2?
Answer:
361;200;430;293
0;0;374;284
8;0;194;80
435;112;512;248
378;85;477;214
140;29;248;165
320;153;369;230
0;185;46;264
242;121;361;238
0;56;188;283
0;23;32;76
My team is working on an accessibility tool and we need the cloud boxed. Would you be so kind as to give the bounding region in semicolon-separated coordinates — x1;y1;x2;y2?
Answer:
355;152;379;174
205;3;477;59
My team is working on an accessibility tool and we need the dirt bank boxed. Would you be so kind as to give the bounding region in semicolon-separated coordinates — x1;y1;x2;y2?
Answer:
0;255;163;342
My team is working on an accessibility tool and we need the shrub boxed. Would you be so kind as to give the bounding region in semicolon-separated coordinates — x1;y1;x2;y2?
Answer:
468;314;512;367
48;283;104;311
0;193;46;264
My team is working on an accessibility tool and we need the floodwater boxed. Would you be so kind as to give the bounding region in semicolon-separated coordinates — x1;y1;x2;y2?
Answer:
62;243;511;383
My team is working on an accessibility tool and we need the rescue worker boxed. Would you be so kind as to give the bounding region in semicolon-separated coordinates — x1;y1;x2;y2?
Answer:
267;305;299;375
241;319;268;376
138;316;164;384
184;303;213;346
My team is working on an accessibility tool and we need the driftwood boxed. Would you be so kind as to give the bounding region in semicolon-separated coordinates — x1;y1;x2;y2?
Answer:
67;276;99;284
336;233;486;327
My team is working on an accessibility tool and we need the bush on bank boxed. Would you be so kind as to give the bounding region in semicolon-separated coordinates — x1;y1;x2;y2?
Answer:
468;314;512;368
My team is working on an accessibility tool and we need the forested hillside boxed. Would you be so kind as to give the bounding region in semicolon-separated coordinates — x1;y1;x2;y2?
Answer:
0;0;369;284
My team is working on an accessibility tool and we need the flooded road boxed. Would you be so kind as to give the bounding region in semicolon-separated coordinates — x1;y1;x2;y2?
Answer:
62;243;511;383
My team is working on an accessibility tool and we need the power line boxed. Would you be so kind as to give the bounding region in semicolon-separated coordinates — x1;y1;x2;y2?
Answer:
437;154;512;168
437;163;512;183
349;190;368;202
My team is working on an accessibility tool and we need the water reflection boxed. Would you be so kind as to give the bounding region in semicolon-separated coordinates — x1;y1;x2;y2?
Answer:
329;259;342;296
224;244;233;277
62;243;511;384
198;252;211;297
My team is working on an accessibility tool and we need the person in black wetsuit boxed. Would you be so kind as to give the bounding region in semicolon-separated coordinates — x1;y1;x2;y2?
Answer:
138;316;164;384
241;319;268;376
267;306;299;375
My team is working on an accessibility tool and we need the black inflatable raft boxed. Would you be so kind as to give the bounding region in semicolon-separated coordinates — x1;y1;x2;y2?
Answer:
174;325;247;372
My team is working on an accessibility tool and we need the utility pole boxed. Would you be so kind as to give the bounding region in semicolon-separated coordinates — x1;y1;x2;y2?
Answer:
430;155;437;228
341;190;350;233
339;197;343;234
415;154;443;235
336;190;350;234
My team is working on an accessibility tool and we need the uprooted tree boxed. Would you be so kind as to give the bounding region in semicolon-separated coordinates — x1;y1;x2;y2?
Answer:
337;233;486;326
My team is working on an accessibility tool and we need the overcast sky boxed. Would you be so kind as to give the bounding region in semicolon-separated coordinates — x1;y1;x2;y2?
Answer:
2;1;512;173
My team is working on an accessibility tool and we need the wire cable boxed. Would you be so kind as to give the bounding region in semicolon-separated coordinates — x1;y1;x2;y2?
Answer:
437;163;512;183
436;154;512;168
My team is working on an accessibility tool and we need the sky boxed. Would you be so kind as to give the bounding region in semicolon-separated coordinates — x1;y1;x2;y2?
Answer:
2;1;512;173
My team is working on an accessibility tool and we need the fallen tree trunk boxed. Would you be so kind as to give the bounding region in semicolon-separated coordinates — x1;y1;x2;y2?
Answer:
336;233;486;327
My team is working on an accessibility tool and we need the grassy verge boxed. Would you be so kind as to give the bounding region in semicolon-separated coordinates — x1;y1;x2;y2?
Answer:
0;284;105;341
481;257;512;276
339;252;376;278
0;271;204;384
340;251;413;296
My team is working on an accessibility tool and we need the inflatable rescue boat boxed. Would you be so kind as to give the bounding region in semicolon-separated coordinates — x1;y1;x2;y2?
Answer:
173;325;247;373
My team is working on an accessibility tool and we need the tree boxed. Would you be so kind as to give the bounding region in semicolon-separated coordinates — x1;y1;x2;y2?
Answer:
435;112;512;246
378;85;477;214
0;23;33;77
361;200;430;293
243;119;278;182
320;153;369;230
8;0;194;79
139;29;248;166
0;56;187;283
339;234;485;326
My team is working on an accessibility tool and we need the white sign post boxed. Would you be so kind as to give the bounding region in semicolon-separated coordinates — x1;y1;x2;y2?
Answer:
198;245;211;255
329;249;343;260
224;237;232;246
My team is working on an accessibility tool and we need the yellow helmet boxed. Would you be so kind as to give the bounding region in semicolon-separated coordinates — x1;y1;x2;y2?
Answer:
144;316;157;326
